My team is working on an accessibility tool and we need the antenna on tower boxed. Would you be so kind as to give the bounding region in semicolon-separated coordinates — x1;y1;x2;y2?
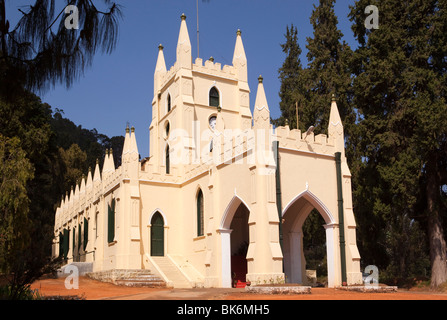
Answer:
196;0;200;58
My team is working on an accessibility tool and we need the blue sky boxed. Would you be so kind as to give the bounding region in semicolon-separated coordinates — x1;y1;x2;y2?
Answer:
6;0;357;158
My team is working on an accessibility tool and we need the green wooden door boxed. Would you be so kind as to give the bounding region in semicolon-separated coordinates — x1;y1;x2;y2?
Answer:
151;212;164;256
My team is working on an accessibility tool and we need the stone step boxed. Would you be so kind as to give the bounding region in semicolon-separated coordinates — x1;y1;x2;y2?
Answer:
115;279;166;287
87;269;166;288
152;257;192;288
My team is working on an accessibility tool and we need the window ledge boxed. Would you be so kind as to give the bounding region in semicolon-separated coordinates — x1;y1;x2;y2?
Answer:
193;235;206;241
108;240;117;246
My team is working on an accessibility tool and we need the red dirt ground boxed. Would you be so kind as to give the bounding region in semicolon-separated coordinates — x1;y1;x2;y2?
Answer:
30;276;447;300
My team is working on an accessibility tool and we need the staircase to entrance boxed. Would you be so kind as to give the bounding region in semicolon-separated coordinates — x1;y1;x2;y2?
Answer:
151;256;192;288
86;269;166;287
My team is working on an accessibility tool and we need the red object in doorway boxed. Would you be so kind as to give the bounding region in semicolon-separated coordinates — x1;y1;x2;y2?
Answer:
231;255;247;288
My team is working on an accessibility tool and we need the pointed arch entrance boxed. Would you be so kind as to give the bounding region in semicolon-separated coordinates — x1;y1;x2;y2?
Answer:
218;195;250;288
281;190;338;287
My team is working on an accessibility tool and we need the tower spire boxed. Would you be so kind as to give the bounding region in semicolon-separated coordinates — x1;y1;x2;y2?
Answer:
253;75;270;131
328;94;345;155
254;75;269;112
176;13;192;69
154;43;167;94
232;29;247;82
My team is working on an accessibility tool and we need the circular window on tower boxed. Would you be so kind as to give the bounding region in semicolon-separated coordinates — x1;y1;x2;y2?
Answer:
209;116;217;131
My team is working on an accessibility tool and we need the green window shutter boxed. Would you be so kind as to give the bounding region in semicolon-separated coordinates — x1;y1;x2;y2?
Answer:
84;218;88;251
150;212;164;256
59;232;63;258
166;146;170;174
209;87;219;107
78;223;81;250
108;198;115;243
197;190;204;237
63;229;69;259
73;227;76;253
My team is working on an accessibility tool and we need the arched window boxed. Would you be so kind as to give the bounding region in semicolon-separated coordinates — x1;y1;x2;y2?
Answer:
167;93;171;112
151;212;164;256
165;121;170;138
197;189;204;236
209;87;219;107
107;198;115;243
83;217;88;251
165;145;170;174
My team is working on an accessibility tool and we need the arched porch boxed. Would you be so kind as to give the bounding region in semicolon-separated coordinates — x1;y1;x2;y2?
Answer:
281;190;340;288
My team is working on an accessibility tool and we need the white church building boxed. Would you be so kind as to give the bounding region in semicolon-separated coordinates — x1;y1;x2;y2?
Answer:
53;14;362;288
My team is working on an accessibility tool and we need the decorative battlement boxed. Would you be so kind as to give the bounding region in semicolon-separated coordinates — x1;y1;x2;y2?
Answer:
159;61;180;90
54;164;123;231
275;125;336;157
192;58;237;80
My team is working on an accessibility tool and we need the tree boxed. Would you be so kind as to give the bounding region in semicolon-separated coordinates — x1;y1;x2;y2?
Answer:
274;0;354;138
384;214;430;285
59;143;88;193
272;24;306;130
0;135;33;273
50;109;124;171
303;0;354;137
0;90;64;298
0;0;122;96
0;0;124;298
349;0;447;287
302;210;327;279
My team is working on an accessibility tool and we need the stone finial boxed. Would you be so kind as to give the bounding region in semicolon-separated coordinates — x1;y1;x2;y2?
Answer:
332;93;336;102
158;43;164;50
258;75;263;83
236;29;241;36
181;13;186;20
131;126;135;133
209;56;214;62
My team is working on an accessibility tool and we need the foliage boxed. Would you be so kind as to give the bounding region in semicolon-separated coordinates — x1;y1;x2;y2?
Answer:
303;0;354;137
0;0;123;95
0;283;43;300
272;24;305;129
59;143;88;193
51;109;124;173
302;209;327;277
273;0;354;138
383;214;430;281
0;1;124;298
0;135;34;275
0;89;62;299
349;0;447;287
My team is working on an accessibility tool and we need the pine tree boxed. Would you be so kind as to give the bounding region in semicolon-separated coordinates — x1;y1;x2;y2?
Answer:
349;0;447;287
303;0;354;136
0;0;123;96
272;24;305;129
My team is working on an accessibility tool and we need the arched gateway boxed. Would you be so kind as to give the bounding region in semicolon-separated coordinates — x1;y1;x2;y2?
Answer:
282;190;337;287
